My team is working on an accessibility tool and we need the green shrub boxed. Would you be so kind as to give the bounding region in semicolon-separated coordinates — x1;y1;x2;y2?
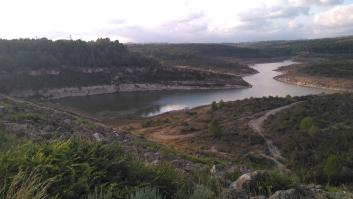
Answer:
324;155;341;185
211;101;218;111
243;171;295;196
0;137;191;199
299;116;314;131
218;100;225;109
142;120;153;128
208;119;222;138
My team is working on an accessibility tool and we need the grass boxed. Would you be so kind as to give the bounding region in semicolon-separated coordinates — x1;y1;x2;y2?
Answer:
2;170;53;199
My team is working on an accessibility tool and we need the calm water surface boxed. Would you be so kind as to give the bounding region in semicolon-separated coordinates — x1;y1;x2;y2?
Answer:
52;60;333;117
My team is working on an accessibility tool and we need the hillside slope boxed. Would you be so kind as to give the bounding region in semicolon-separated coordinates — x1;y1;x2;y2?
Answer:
118;93;353;192
238;36;353;91
127;43;287;75
1;93;353;198
0;39;249;99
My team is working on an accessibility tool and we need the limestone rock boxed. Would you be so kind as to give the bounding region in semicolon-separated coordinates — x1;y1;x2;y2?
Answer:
230;170;269;191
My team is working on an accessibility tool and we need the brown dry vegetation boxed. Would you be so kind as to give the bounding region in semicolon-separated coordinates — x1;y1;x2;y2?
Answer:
116;96;301;169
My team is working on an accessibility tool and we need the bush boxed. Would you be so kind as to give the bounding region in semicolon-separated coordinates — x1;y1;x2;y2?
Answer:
211;101;218;111
208;119;222;138
244;171;295;196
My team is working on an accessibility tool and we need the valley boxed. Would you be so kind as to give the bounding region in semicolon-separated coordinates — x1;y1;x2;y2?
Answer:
0;37;352;199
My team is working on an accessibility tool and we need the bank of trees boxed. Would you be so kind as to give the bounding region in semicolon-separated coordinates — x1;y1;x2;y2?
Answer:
0;38;159;72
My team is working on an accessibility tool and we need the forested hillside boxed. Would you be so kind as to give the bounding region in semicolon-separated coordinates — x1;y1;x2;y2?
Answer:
0;38;157;71
239;36;353;55
264;93;353;185
0;39;249;99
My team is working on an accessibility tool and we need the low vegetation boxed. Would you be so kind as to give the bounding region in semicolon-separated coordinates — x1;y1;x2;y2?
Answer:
298;61;353;79
0;137;192;199
264;93;353;185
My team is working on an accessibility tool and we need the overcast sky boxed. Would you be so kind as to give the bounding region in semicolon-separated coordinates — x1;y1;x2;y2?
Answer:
1;0;353;43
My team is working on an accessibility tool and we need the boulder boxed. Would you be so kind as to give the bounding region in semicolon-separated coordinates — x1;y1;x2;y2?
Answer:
171;159;194;172
0;106;6;113
92;133;102;141
230;170;269;191
269;189;302;199
63;119;72;125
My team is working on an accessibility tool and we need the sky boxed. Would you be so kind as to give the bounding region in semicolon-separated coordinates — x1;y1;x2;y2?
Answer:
1;0;353;43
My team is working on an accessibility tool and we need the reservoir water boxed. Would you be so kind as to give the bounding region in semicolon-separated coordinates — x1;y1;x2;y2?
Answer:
51;60;333;117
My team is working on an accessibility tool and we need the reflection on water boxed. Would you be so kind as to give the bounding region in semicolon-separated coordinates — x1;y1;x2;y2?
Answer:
52;60;333;117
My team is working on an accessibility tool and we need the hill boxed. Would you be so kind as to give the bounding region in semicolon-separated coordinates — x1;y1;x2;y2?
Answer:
0;39;249;99
238;36;353;91
1;93;353;198
116;93;353;196
127;43;290;75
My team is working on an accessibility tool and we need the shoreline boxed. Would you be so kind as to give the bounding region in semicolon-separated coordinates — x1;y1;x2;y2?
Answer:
274;75;353;93
10;83;251;100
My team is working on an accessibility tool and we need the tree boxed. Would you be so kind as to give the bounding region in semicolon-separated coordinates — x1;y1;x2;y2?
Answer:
218;100;225;109
211;101;217;111
208;119;222;138
323;154;341;185
308;125;319;137
299;116;314;131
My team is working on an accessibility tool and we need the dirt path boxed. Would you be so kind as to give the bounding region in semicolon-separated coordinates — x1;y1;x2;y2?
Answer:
248;102;301;169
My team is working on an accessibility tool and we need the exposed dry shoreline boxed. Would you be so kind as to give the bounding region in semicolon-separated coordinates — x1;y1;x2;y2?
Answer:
10;83;251;100
274;75;353;92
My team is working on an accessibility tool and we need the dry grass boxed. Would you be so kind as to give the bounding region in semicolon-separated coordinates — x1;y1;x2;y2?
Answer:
5;169;54;199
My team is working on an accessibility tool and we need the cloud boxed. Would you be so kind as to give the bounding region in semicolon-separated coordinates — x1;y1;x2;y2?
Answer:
240;6;309;21
289;0;344;6
0;0;351;42
160;12;209;33
314;4;353;28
